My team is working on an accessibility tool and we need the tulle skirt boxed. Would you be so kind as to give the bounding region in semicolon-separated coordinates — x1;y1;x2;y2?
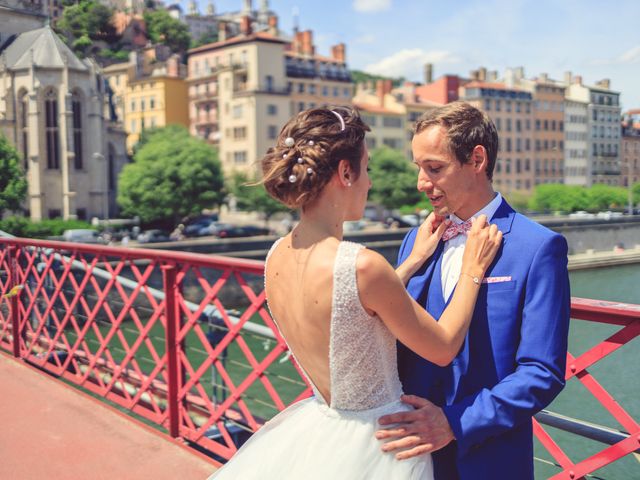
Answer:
208;397;433;479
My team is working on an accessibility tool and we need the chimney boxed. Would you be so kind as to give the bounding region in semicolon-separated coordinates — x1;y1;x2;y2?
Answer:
597;78;611;89
240;15;252;36
478;67;487;81
301;30;314;56
574;75;582;85
564;71;572;85
384;79;393;95
331;43;346;63
469;69;479;81
218;21;227;41
488;70;498;82
515;66;525;81
268;15;278;35
539;72;548;83
167;55;179;77
424;63;433;84
376;80;385;106
292;31;304;54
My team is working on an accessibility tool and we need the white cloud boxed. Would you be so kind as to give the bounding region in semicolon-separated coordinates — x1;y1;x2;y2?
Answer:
619;45;640;64
353;0;391;13
364;49;460;80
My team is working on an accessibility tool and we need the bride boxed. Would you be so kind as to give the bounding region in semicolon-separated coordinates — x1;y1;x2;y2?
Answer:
209;106;501;479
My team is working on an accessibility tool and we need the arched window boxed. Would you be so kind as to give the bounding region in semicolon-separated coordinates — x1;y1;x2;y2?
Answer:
19;91;29;171
44;88;60;169
72;92;83;169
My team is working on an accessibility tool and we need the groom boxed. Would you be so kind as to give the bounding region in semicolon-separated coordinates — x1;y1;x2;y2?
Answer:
377;102;570;479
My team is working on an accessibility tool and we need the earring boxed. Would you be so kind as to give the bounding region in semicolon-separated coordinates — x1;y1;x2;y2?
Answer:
347;182;352;187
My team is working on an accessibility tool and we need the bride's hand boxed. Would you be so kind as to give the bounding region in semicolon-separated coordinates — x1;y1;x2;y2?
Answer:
461;215;502;279
408;212;450;263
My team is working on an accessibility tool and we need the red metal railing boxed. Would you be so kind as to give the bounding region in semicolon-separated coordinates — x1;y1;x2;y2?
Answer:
0;238;638;477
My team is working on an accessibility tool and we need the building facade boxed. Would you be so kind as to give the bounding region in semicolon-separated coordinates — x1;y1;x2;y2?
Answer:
187;23;352;177
621;111;640;189
460;82;534;195
103;47;189;152
566;77;621;186
0;25;127;220
353;80;439;160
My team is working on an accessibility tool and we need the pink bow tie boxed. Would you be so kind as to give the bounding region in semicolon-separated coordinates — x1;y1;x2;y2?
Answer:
442;220;472;242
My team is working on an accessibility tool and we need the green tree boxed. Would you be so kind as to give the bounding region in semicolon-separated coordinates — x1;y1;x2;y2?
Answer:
227;172;290;223
117;126;224;227
143;10;191;53
586;184;627;210
0;135;28;218
350;70;406;88
503;191;531;213
368;147;421;210
632;182;640;205
528;184;589;213
56;0;116;55
191;31;219;49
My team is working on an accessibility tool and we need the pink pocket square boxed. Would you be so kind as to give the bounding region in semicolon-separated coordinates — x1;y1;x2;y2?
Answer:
482;276;512;284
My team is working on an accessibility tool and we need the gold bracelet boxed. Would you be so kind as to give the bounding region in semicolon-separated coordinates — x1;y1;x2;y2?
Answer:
460;272;481;285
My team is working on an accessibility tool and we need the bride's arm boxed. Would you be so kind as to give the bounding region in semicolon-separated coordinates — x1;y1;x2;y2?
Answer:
359;216;501;366
395;213;449;285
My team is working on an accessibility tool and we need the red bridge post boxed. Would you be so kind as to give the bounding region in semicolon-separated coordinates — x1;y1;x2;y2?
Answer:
162;264;180;438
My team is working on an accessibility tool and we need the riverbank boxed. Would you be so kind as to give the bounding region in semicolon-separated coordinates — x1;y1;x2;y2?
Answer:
568;245;640;271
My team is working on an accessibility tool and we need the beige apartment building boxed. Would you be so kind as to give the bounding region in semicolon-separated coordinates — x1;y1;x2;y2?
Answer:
460;81;534;195
353;80;438;160
187;20;353;177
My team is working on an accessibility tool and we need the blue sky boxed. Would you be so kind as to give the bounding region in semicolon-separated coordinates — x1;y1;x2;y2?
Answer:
201;0;640;109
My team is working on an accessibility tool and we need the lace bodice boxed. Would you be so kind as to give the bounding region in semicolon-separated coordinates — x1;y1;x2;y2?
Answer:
266;239;404;411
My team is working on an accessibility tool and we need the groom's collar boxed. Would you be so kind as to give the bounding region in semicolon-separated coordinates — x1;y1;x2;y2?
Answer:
489;197;516;235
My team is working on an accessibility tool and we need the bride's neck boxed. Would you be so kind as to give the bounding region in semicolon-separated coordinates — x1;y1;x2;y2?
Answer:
295;197;345;244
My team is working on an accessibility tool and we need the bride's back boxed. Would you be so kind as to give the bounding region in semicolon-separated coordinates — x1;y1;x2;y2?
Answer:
265;235;338;404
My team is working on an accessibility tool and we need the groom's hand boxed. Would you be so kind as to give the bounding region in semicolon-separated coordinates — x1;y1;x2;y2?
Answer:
375;395;454;460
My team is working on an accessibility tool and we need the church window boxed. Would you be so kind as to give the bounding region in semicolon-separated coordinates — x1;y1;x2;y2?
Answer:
72;95;83;169
20;92;29;171
45;89;60;169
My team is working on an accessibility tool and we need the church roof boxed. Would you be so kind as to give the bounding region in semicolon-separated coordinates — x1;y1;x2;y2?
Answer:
1;26;89;72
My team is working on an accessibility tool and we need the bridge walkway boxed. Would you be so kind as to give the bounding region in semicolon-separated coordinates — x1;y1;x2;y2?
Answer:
0;352;217;480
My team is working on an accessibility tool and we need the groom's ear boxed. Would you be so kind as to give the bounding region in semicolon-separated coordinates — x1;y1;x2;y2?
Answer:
470;145;488;175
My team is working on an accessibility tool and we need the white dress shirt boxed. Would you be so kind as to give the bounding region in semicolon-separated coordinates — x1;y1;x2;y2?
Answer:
441;193;503;301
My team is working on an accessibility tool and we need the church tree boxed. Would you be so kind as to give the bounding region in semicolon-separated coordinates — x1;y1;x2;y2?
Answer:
0;135;28;218
143;9;191;53
56;0;117;56
117;126;224;228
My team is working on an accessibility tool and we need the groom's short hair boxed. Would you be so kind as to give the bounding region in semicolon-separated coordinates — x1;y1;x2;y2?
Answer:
414;102;499;180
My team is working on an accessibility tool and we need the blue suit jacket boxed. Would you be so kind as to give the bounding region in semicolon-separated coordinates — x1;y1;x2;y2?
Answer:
397;199;570;480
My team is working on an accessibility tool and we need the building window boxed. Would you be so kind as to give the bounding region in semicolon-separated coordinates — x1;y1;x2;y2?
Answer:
267;104;278;115
20;92;28;171
309;84;316;95
131;100;135;111
141;98;145;111
322;86;329;96
108;144;116;191
150;97;155;109
298;83;305;93
268;125;278;140
45;89;60;169
383;117;403;128
232;104;243;118
76;208;87;220
233;127;247;139
233;151;247;164
72;95;83;169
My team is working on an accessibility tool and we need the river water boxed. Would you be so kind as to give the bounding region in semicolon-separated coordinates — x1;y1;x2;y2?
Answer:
534;264;639;479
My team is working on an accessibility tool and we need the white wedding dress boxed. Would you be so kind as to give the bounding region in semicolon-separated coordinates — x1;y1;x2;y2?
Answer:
209;241;434;479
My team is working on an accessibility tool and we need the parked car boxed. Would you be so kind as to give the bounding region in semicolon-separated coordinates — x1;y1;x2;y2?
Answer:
183;214;219;237
62;229;103;244
234;225;271;237
137;229;170;243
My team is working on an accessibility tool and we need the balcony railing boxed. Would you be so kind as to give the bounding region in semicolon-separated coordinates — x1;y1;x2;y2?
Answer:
0;238;637;476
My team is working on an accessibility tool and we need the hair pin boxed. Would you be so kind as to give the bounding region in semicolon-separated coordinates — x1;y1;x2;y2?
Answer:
284;137;295;147
330;110;346;131
288;174;297;183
